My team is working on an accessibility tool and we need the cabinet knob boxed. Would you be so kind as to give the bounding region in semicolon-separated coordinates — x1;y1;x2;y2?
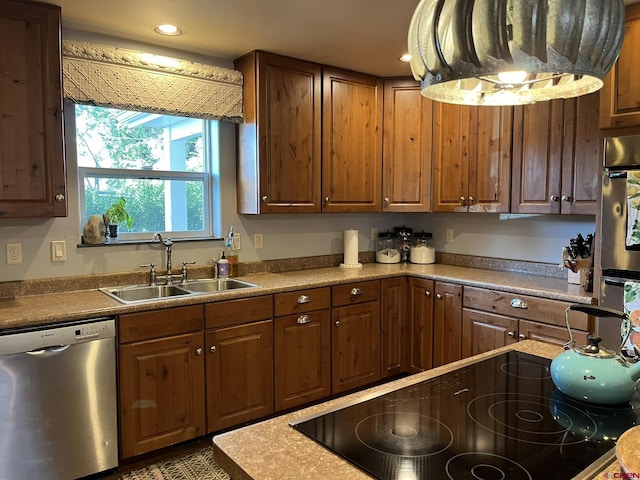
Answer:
210;345;216;353
55;194;65;203
550;195;560;202
297;314;311;325
335;320;340;327
195;348;203;356
507;331;515;338
325;196;330;204
510;298;528;309
561;195;574;203
261;195;268;202
436;293;442;299
518;333;526;340
383;197;390;208
351;287;362;296
425;290;431;296
459;196;467;206
297;295;311;304
468;196;474;205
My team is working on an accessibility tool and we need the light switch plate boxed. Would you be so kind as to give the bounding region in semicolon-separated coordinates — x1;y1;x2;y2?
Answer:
51;240;67;262
254;233;263;249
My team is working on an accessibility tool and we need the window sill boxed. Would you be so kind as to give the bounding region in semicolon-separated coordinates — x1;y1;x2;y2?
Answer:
77;236;223;248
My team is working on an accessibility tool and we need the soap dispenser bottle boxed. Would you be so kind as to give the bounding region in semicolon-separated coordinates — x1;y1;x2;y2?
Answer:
218;251;230;278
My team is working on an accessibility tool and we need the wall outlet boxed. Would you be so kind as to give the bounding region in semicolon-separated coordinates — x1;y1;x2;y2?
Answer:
254;233;264;249
51;241;67;262
446;228;454;243
7;243;22;265
233;234;241;250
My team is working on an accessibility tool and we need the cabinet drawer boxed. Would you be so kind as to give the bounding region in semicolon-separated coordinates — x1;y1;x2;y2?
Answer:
205;295;273;329
332;280;380;307
274;287;331;316
463;286;590;330
118;305;203;344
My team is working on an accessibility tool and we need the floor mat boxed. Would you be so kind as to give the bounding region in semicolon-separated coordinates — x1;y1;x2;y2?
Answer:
121;448;230;480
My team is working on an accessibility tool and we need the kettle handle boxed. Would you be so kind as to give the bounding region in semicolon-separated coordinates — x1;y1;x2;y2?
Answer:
567;304;627;319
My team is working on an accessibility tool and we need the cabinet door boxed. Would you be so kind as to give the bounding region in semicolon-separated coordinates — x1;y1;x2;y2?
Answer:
381;277;407;378
433;282;463;367
0;0;66;217
462;309;518;357
206;320;274;432
433;102;471;212
119;332;205;458
600;3;640;129
511;100;564;214
408;277;434;372
274;309;331;411
382;79;433;212
235;51;321;213
332;301;381;393
469;106;511;213
560;92;601;215
322;67;382;212
519;319;589;347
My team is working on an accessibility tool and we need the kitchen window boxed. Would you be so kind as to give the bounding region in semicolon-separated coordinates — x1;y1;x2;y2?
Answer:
76;105;220;241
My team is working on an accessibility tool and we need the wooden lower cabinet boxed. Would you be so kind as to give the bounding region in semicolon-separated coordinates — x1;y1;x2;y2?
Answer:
381;277;408;377
408;277;434;372
274;287;331;411
118;306;205;459
332;281;381;393
205;295;274;433
462;286;592;357
432;282;463;367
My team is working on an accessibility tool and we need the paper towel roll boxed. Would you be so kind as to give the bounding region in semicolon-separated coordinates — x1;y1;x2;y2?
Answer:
340;229;362;268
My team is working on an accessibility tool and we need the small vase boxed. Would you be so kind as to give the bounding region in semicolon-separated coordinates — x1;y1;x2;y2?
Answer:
108;224;119;242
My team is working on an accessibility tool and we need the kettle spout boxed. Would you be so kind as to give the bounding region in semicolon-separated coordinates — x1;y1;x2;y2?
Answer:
630;361;640;383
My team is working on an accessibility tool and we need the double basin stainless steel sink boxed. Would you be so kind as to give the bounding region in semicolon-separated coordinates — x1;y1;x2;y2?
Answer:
99;278;258;304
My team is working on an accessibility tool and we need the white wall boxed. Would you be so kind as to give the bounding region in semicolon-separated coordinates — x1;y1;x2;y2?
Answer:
0;31;596;283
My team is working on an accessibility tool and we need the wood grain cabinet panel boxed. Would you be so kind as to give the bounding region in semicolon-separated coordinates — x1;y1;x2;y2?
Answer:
432;103;511;213
0;0;66;217
432;282;463;367
382;79;433;212
407;277;435;372
600;3;640;130
234;51;322;213
381;277;408;378
322;67;383;212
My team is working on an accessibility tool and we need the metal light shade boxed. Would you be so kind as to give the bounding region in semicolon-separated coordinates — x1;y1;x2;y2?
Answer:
408;0;625;106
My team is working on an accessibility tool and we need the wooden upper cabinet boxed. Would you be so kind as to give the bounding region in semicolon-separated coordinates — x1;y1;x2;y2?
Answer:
322;67;383;212
600;3;640;130
382;78;433;212
235;51;322;213
512;93;600;215
0;0;66;217
432;102;511;212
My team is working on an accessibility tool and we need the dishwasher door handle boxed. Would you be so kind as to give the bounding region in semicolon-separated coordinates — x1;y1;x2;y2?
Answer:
26;344;71;355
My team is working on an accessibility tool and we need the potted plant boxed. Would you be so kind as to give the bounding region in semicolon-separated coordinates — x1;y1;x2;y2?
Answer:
104;197;134;241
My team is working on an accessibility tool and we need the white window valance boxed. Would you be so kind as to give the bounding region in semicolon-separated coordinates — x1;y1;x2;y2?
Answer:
62;40;243;122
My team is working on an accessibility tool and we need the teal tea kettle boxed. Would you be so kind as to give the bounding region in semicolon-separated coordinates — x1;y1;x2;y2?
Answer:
550;305;640;405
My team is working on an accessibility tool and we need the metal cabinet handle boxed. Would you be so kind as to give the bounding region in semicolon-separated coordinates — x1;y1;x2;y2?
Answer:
55;194;65;202
518;333;526;340
468;196;474;205
261;195;268;202
195;348;203;356
510;298;528;309
325;196;330;204
459;196;467;206
507;331;515;338
436;293;442;299
384;197;390;208
297;314;311;325
425;290;431;296
297;295;311;304
351;287;362;296
550;195;560;202
210;345;216;353
335;320;340;327
561;195;574;203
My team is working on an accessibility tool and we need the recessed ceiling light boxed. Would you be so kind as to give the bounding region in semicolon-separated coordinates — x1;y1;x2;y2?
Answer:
153;24;184;36
400;53;412;63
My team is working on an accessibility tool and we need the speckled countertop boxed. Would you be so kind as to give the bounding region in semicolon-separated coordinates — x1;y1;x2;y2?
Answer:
212;341;623;480
0;262;593;331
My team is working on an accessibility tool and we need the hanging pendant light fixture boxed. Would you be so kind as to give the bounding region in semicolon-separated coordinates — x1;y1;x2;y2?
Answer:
407;0;625;106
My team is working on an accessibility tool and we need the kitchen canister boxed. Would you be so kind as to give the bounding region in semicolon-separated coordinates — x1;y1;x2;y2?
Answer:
376;231;400;264
410;231;435;264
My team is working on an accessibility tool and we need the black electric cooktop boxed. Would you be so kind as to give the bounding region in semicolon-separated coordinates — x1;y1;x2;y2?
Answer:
291;351;640;480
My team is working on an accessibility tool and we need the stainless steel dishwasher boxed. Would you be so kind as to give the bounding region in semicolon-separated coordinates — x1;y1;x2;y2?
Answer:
0;317;118;480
